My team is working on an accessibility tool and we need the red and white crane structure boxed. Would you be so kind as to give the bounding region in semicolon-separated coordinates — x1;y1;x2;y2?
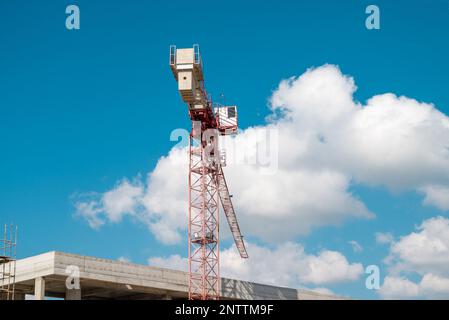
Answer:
170;45;248;300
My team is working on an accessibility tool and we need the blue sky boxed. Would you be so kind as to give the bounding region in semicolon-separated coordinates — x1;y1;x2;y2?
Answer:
1;0;449;299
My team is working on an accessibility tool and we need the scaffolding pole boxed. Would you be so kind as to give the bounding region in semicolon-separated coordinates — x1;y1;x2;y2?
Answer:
0;224;18;300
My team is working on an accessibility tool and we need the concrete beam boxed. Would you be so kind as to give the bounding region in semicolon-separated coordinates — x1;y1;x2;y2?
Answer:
34;277;45;300
11;251;346;300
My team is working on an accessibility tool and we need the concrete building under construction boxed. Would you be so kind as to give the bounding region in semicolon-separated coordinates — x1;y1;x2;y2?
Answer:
1;251;344;300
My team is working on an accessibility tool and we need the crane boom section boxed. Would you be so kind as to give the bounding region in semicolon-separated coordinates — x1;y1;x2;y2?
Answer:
216;166;248;258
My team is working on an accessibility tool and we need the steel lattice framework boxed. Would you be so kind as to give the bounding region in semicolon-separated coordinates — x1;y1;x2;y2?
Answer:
188;130;220;300
170;45;248;300
0;224;17;300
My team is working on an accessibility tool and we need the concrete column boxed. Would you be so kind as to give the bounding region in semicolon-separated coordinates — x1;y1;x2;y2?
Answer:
34;277;45;300
65;288;82;300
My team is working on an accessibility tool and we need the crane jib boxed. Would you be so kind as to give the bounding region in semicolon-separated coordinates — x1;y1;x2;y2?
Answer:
216;165;249;259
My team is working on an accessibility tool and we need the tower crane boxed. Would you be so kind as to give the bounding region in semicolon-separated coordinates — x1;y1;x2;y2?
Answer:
170;45;248;300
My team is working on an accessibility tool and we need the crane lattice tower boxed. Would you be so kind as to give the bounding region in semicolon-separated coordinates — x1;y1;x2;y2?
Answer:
170;45;248;300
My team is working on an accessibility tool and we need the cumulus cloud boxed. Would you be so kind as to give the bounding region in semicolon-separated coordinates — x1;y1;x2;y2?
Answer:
74;148;188;245
379;276;420;299
343;94;449;190
74;64;449;244
375;232;394;245
270;66;449;192
420;273;449;298
149;242;363;289
74;197;105;229
388;216;449;275
421;185;449;211
74;179;144;228
380;216;449;299
379;274;449;299
102;180;144;222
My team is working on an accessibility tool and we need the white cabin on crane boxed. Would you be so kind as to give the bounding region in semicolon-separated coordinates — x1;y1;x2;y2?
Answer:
170;45;238;135
170;45;206;110
215;105;238;135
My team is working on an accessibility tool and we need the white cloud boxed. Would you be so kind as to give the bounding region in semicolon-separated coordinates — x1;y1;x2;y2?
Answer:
74;198;104;229
74;64;449;244
74;148;188;245
299;250;364;285
225;164;372;240
421;185;449;211
375;232;394;245
348;240;363;253
379;216;449;299
141;147;188;244
344;94;449;190
420;273;449;298
102;179;144;222
74;179;144;228
379;276;420;299
379;274;449;299
149;242;363;288
270;66;449;192
388;216;449;276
